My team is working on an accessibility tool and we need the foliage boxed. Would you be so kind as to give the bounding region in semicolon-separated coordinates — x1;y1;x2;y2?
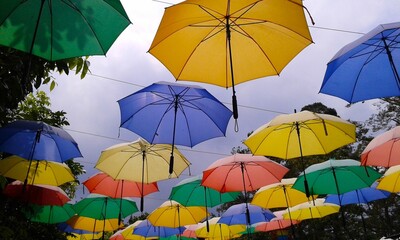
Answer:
0;46;90;125
367;97;400;132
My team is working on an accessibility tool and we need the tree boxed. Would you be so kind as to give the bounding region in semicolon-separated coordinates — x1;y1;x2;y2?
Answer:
366;97;400;132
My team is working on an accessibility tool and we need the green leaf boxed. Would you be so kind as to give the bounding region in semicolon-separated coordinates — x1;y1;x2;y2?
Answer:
50;81;56;91
42;76;51;85
75;58;84;73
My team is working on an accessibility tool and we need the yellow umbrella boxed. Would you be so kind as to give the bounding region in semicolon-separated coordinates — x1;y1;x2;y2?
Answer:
149;0;313;120
147;200;208;228
282;198;340;221
0;155;74;186
66;215;123;232
195;217;245;239
376;165;400;193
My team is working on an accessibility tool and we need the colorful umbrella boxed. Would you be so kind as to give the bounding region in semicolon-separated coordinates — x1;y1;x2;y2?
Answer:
218;203;275;226
147;200;208;228
244;110;356;197
181;224;199;239
325;185;391;206
361;126;400;167
3;180;70;206
319;22;400;103
95;138;190;211
58;222;101;239
149;0;312;120
0;0;131;61
282;199;340;221
66;215;123;232
195;217;245;240
113;220;149;240
133;219;185;238
23;203;75;224
254;210;299;233
0;155;74;186
117;81;231;173
376;165;400;193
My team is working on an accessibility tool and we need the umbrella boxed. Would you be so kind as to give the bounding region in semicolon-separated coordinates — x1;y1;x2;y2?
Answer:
0;0;131;61
3;180;70;206
83;172;159;199
361;126;400;167
181;224;199;239
0;155;75;186
58;222;101;239
148;0;313;121
282;198;340;221
254;210;299;233
112;220;148;240
133;219;185;238
23;203;75;224
319;22;400;103
195;217;245;240
244;110;356;197
117;81;231;173
376;165;400;193
95;138;190;211
66;215;123;232
0;120;82;162
202;154;288;226
147;200;208;228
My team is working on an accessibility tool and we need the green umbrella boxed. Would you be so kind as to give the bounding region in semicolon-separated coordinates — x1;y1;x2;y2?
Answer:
23;203;75;224
73;194;138;220
0;0;131;61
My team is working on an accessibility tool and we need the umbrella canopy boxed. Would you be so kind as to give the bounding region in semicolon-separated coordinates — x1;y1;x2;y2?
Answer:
376;165;400;193
23;203;75;224
319;22;400;103
169;174;240;207
361;126;400;167
58;222;101;239
282;198;340;221
66;215;123;232
218;203;275;226
0;0;131;61
181;224;199;239
83;172;159;198
118;81;231;173
195;217;245;239
3;180;70;206
254;210;299;233
0;120;82;162
202;154;288;193
292;159;381;198
325;185;391;206
95;138;190;211
251;178;315;209
133;219;185;238
149;0;312;119
0;155;74;186
147;200;208;228
73;194;138;220
113;220;149;240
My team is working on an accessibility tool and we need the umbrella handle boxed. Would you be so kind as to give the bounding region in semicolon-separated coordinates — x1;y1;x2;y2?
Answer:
169;154;174;175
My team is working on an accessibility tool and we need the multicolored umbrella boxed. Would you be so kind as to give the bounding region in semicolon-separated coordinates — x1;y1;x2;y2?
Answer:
195;217;245;240
254;210;299;233
95;138;190;211
133;219;185;238
282;199;340;221
23;203;75;224
218;203;275;226
376;165;400;193
3;180;70;206
58;222;101;239
319;22;400;103
149;0;312;120
361;126;400;167
0;155;74;186
0;0;131;61
118;82;231;173
325;185;391;206
66;215;123;232
147;200;208;228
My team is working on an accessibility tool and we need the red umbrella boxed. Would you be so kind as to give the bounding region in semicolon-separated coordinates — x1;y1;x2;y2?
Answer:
255;210;299;233
83;172;159;198
361;126;400;167
3;180;70;206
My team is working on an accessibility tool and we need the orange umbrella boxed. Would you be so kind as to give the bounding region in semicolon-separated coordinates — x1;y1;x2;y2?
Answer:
361;126;400;167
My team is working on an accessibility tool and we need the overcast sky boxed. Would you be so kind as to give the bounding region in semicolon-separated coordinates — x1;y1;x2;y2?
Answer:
40;0;400;214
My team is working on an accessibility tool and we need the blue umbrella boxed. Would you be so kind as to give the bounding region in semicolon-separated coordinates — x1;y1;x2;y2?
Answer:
133;219;185;238
325;185;391;206
118;81;232;173
319;22;400;103
218;203;275;226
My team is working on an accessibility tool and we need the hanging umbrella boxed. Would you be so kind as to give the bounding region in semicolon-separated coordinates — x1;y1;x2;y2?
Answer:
0;0;131;61
0;155;74;186
147;200;208;228
361;126;400;167
218;203;275;226
148;0;313;121
244;110;356;197
202;154;288;227
95;138;190;211
23;203;75;224
83;172;159;199
282;198;340;221
133;219;185;239
195;217;245;240
376;165;400;193
58;222;102;239
181;224;199;239
3;180;70;206
66;215;123;232
319;22;400;103
254;210;299;233
112;220;148;240
118;81;231;173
